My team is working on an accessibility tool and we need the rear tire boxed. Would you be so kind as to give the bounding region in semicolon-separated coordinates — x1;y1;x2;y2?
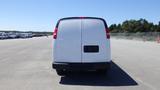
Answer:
56;69;66;76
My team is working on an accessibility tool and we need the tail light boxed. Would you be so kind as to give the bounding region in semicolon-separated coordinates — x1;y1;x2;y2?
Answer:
106;28;110;39
53;28;58;39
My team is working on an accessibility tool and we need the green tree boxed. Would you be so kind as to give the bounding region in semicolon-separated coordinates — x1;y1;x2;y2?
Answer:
109;19;160;33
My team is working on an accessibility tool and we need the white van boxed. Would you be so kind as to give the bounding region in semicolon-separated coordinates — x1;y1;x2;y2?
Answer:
52;17;111;76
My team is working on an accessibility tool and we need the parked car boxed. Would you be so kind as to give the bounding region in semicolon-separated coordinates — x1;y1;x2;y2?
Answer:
52;17;111;76
0;32;8;39
19;33;32;38
7;32;18;39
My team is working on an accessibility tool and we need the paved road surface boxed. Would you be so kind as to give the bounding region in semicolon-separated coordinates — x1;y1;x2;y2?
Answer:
0;37;160;90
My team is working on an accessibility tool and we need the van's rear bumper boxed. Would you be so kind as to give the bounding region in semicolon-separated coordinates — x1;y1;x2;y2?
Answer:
52;62;111;71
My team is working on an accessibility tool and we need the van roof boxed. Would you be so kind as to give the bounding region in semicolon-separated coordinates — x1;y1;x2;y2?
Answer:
59;17;105;21
56;17;108;28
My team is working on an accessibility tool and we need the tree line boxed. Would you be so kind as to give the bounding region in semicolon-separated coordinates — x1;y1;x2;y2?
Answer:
109;19;160;33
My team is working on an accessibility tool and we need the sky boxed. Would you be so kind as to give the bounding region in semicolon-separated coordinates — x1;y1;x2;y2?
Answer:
0;0;160;31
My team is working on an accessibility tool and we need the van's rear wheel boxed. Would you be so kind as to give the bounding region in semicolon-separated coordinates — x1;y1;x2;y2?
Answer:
56;69;66;76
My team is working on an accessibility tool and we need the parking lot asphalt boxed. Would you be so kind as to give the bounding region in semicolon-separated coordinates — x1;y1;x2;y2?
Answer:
0;37;160;90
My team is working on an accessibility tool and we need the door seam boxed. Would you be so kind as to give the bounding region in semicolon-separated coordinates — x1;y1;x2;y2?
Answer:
81;19;83;63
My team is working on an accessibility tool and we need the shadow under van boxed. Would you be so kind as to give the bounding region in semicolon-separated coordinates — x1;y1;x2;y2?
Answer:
59;61;138;86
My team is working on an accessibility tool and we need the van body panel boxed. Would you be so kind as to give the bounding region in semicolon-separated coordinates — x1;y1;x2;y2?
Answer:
54;19;82;63
53;17;111;73
82;19;111;62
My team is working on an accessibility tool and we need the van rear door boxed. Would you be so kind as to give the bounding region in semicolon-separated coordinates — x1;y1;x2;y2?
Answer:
55;19;82;63
82;19;110;62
